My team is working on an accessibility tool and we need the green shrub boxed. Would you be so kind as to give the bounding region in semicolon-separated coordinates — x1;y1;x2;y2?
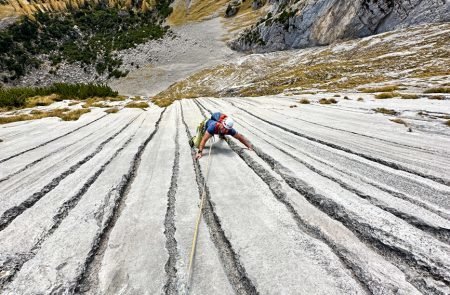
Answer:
156;0;174;18
48;83;117;100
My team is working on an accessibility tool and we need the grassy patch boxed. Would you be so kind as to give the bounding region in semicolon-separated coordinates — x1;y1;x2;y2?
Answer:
359;85;400;93
299;98;310;104
24;95;58;108
375;92;399;99
153;98;175;107
221;0;268;39
0;108;90;124
400;93;419;99
89;102;112;108
428;95;445;100
105;107;119;114
373;108;397;115
445;120;450;127
390;118;407;126
0;114;34;124
357;97;364;101
29;109;48;115
319;98;337;104
59;109;91;121
412;68;450;78
168;0;227;25
82;97;107;108
424;87;450;93
108;95;128;101
125;101;149;108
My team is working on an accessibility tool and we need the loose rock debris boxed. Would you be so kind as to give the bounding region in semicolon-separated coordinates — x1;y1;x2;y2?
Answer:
0;97;449;294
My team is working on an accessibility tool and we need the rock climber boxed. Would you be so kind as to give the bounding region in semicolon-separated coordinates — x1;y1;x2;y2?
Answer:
191;112;253;160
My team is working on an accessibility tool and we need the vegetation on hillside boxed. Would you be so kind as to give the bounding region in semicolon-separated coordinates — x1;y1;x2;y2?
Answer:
0;1;173;81
0;83;117;109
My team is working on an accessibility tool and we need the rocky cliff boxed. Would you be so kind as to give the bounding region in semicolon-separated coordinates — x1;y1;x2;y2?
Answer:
231;0;450;51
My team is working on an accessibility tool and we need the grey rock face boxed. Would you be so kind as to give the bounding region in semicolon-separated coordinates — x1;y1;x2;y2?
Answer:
231;0;450;51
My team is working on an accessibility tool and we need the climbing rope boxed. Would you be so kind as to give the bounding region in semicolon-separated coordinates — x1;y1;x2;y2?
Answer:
186;137;215;294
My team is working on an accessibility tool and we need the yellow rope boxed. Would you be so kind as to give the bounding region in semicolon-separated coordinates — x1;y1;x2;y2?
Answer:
186;138;215;294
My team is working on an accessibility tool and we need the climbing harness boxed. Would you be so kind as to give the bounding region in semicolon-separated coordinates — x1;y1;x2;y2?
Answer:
186;137;216;294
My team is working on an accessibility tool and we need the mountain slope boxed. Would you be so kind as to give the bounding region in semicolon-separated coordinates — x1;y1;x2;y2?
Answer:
153;23;450;104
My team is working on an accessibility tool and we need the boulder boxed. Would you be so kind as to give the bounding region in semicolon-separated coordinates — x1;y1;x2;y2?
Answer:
252;0;265;10
225;3;240;17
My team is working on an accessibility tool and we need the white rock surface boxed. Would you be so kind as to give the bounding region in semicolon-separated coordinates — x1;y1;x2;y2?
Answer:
1;95;449;294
